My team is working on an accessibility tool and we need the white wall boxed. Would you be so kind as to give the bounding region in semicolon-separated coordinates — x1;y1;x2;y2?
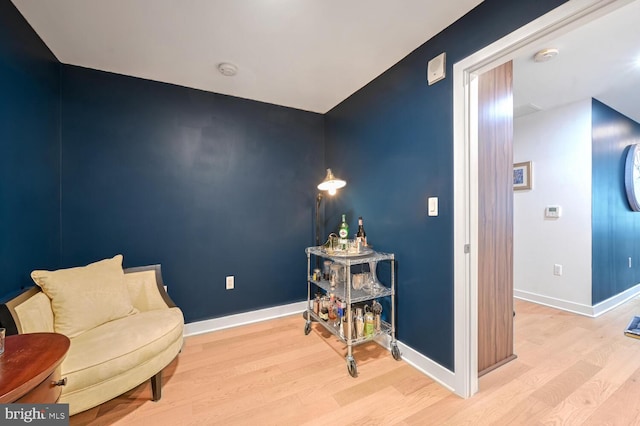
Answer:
513;99;592;310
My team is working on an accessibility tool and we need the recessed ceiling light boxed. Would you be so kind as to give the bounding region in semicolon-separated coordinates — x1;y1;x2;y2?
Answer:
533;48;559;63
218;63;238;77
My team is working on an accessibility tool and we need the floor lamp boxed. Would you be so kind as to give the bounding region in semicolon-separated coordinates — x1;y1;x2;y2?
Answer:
315;168;347;247
305;168;346;322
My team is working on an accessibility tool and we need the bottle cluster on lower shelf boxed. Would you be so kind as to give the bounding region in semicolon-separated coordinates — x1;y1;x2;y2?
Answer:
311;293;388;342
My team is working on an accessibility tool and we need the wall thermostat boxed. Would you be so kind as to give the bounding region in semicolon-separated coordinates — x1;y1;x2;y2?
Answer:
545;205;561;218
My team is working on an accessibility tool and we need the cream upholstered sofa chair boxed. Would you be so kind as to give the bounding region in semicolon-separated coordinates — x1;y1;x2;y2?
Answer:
0;255;184;416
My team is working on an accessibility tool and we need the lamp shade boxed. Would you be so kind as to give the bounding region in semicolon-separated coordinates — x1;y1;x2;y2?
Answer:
317;168;346;195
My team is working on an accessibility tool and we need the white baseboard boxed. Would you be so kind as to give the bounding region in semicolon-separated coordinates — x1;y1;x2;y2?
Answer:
395;340;457;393
592;283;640;317
515;283;640;317
183;301;457;394
183;300;307;337
514;289;594;316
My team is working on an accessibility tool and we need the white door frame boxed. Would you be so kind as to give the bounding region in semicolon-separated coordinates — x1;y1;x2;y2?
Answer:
452;0;634;398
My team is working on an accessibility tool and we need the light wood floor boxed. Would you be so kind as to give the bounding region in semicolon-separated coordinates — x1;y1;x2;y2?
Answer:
70;298;640;425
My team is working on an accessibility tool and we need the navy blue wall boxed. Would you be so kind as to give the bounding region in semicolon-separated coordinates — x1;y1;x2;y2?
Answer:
0;1;60;297
60;66;324;322
592;99;640;304
324;0;568;370
3;0;574;371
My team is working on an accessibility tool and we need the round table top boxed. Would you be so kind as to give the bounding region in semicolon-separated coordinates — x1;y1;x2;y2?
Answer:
0;332;70;403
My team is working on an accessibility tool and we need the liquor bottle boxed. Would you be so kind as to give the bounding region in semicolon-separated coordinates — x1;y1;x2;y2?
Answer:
320;307;329;321
338;301;346;335
356;216;367;246
338;214;349;250
328;303;337;322
355;307;365;339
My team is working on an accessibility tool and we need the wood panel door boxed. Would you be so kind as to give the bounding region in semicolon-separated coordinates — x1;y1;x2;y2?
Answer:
477;60;516;376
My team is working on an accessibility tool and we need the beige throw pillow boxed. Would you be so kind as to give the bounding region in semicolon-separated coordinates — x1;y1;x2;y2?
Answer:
31;254;138;338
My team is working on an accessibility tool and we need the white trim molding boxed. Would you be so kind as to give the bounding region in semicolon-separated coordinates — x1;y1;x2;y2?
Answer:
514;290;594;316
396;340;457;392
183;300;307;337
453;0;634;399
515;283;640;317
592;283;640;316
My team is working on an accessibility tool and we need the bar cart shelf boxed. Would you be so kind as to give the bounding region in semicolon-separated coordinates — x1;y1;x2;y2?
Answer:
304;246;401;377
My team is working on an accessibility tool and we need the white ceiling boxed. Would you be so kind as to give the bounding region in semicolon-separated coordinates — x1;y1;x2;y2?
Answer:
11;0;482;114
514;0;640;123
11;1;640;121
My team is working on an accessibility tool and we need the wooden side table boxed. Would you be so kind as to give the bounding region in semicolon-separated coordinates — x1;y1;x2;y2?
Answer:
0;332;70;403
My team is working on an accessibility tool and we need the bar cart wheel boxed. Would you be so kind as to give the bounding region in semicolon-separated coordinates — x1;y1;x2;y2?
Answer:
391;342;401;361
346;356;358;378
304;321;312;335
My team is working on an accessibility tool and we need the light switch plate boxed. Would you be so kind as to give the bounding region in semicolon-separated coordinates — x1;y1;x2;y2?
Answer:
428;197;438;216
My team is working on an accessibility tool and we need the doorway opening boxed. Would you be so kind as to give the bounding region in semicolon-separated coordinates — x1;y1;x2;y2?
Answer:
452;0;637;398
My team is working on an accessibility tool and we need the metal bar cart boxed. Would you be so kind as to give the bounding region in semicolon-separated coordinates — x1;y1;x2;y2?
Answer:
304;246;400;377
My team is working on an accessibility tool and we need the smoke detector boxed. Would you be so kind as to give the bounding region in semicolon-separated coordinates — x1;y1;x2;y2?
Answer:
533;48;559;63
218;63;238;76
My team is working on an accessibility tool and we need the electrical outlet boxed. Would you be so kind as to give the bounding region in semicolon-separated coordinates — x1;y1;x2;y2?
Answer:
553;264;563;276
629;257;633;268
226;276;234;290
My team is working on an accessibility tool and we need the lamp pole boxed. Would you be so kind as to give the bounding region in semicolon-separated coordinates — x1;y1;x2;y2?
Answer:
306;192;324;321
315;192;323;247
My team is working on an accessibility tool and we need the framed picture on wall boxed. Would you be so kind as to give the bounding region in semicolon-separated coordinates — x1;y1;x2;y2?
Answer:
513;161;532;191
